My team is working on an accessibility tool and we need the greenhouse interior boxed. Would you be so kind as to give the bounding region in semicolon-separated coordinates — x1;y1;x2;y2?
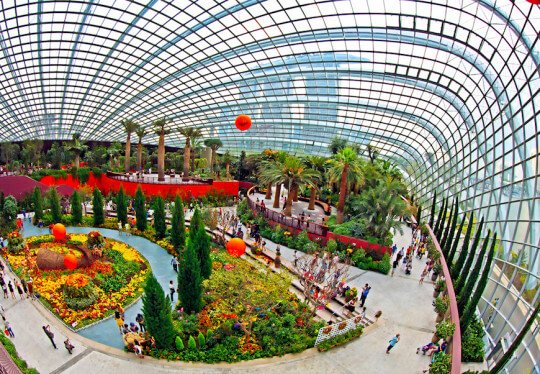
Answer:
0;0;538;373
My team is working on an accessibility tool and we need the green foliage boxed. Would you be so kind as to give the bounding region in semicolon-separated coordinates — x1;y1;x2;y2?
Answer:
434;196;448;240
440;198;455;252
170;196;186;252
153;196;166;239
0;333;39;374
325;239;338;253
429;352;451;374
434;295;449;315
416;204;422;224
116;186;128;225
194;225;212;279
32;187;43;222
95;249;141;292
188;335;197;350
451;212;474;280
429;191;437;228
70;191;82;224
178;239;203;313
76;167;91;184
198;331;206;348
142;273;175;349
92;188;104;226
435;320;456;340
461;315;485;362
316;326;363;352
134;186;147;231
2;195;18;230
175;336;185;351
47;188;62;223
442;198;459;258
447;213;466;266
189;207;203;242
460;233;497;331
455;217;484;295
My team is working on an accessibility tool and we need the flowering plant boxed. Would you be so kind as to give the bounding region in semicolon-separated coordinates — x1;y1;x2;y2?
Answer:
87;231;105;249
7;231;25;253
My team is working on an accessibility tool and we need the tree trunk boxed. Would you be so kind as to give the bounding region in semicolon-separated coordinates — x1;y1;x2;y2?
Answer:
158;132;165;181
183;144;190;177
109;156;114;170
226;163;230;179
74;153;80;169
211;149;216;174
283;184;294;216
273;183;282;208
265;183;272;200
308;187;316;210
125;133;131;172
292;184;299;202
336;164;349;224
137;141;142;171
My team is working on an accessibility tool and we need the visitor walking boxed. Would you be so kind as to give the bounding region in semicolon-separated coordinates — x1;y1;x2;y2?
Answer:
64;338;75;354
386;333;400;354
391;257;399;276
136;313;146;332
42;325;57;349
115;311;124;333
15;280;24;299
360;284;371;307
169;280;175;301
7;281;16;299
419;268;428;284
171;256;179;272
27;277;34;299
4;321;14;337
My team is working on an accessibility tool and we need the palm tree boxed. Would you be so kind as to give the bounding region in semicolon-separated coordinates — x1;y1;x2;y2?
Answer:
135;127;146;172
107;142;122;170
221;151;234;179
303;156;327;210
327;147;364;224
328;136;348;155
366;144;379;163
261;156;319;216
204;138;223;175
121;119;139;172
66;133;88;169
153;118;170;181
179;127;202;177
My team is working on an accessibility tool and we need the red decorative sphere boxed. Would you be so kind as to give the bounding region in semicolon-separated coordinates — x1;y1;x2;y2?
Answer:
64;253;78;270
527;0;540;5
226;238;246;257
52;223;67;241
235;114;252;131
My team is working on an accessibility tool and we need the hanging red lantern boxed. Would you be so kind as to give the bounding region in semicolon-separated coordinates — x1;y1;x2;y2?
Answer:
63;253;78;270
226;238;246;257
52;223;67;241
235;115;252;131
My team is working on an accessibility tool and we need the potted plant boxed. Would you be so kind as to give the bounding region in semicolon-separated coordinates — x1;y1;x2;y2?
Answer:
433;320;456;343
433;279;446;298
431;263;443;282
433;295;449;322
429;352;451;374
344;287;358;303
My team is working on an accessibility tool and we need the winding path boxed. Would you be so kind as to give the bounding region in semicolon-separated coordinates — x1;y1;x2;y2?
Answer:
0;217;439;374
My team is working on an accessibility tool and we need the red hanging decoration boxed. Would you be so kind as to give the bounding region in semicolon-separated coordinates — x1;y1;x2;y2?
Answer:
63;253;78;270
52;223;67;241
526;0;540;5
235;115;252;131
226;238;246;257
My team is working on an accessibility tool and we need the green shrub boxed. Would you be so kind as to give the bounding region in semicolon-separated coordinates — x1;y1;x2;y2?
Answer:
435;320;456;340
316;326;363;352
188;335;197;350
461;315;485;362
198;331;206;348
429;352;451;374
175;336;185;351
0;333;39;373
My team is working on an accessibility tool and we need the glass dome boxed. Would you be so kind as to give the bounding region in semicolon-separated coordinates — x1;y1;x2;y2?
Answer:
0;0;538;371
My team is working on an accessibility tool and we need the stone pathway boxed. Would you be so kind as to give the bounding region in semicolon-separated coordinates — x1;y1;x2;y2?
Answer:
0;210;438;374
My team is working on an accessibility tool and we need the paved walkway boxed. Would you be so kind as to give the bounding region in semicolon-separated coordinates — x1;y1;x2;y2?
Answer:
0;211;438;373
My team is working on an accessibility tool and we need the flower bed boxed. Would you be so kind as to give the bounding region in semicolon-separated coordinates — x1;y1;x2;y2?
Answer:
151;250;324;363
7;234;149;329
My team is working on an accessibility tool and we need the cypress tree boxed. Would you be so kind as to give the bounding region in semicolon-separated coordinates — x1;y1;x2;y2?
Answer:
178;238;202;313
455;217;484;295
440;198;456;252
451;212;474;280
189;207;203;242
153;196;166;239
70;191;82;224
429;190;437;227
434;196;448;240
416;204;422;224
32;187;43;223
194;225;212;279
458;229;491;314
48;187;62;223
142;273;175;349
134;186;147;231
442;197;459;258
116;186;128;225
489;301;539;374
92;188;104;226
447;212;466;267
170;195;186;252
460;233;497;331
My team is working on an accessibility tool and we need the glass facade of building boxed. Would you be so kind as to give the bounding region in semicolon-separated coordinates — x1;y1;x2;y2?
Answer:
0;0;538;371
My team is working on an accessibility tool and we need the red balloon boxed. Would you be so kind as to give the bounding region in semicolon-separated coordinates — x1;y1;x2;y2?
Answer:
235;115;252;131
64;253;78;270
52;223;66;241
226;238;246;257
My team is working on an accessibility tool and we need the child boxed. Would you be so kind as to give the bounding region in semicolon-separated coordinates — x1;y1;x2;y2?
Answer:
419;268;428;284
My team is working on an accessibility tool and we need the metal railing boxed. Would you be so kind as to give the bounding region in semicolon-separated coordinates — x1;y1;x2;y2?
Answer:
106;172;213;185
